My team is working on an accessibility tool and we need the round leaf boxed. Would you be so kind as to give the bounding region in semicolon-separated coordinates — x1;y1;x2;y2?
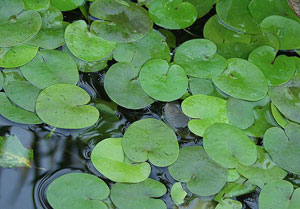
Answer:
89;0;153;42
104;63;154;109
47;173;109;209
91;138;151;183
168;146;227;196
139;59;188;102
0;0;42;47
189;78;215;95
36;84;99;129
203;123;257;168
110;178;167;209
264;124;300;175
50;0;84;11
23;0;50;11
174;39;226;78
65;20;116;62
148;0;197;29
122;118;179;167
186;0;217;18
212;58;268;101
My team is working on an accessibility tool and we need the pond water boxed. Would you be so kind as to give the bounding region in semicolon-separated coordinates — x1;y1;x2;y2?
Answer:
1;5;299;209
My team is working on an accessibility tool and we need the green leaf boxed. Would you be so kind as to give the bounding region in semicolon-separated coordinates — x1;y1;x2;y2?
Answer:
0;92;42;124
0;135;33;168
189;78;215;95
36;84;99;129
113;30;171;67
186;0;216;18
104;63;154;109
259;180;300;209
260;15;300;50
248;46;295;86
3;69;41;112
47;173;109;209
270;102;289;128
65;20;116;62
20;49;79;89
203;123;257;168
215;199;242;209
139;59;188;102
0;71;3;90
212;58;268;101
158;29;176;49
23;0;50;11
0;44;39;68
110;178;167;209
264;124;300;175
174;39;226;78
171;182;187;206
148;0;197;29
91;138;151;183
122;118;179;167
90;0;153;42
50;0;84;11
216;0;260;34
0;0;42;47
181;94;229;136
27;6;68;49
168;146;227;196
237;146;287;187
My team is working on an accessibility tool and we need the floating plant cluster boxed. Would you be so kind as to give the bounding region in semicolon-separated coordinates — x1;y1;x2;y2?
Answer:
0;0;300;208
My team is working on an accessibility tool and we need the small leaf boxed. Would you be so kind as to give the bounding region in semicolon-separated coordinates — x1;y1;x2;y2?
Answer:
171;182;187;206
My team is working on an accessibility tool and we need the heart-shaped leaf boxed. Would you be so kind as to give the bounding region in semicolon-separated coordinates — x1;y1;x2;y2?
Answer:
168;146;227;196
65;20;116;62
91;138;151;183
203;123;257;168
90;0;153;42
0;0;42;47
47;173;109;209
212;58;268;101
148;0;197;29
182;94;229;136
36;84;99;129
139;59;188;102
0;135;33;168
259;180;300;209
20;49;79;89
110;178;167;209
122;118;179;167
264;124;300;175
174;39;226;78
104;63;154;109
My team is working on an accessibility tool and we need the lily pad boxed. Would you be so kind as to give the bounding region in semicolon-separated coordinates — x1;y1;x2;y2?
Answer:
122;118;179;167
0;45;39;68
248;46;295;86
27;6;68;49
0;135;33;168
260;15;300;50
36;84;99;129
20;49;79;89
110;178;167;209
104;63;154;109
113;30;171;67
203;123;257;168
65;20;116;62
259;180;300;209
171;182;187;206
89;0;153;42
148;0;197;29
47;173;109;209
174;39;226;78
0;72;3;90
23;0;50;11
50;0;84;11
215;199;242;209
212;58;268;101
186;0;217;18
139;59;188;102
0;0;42;47
264;124;300;175
270;102;290;128
168;146;227;196
237;146;287;187
189;78;215;95
181;94;229;136
3;70;41;112
0;92;42;124
91;138;151;182
216;0;260;34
